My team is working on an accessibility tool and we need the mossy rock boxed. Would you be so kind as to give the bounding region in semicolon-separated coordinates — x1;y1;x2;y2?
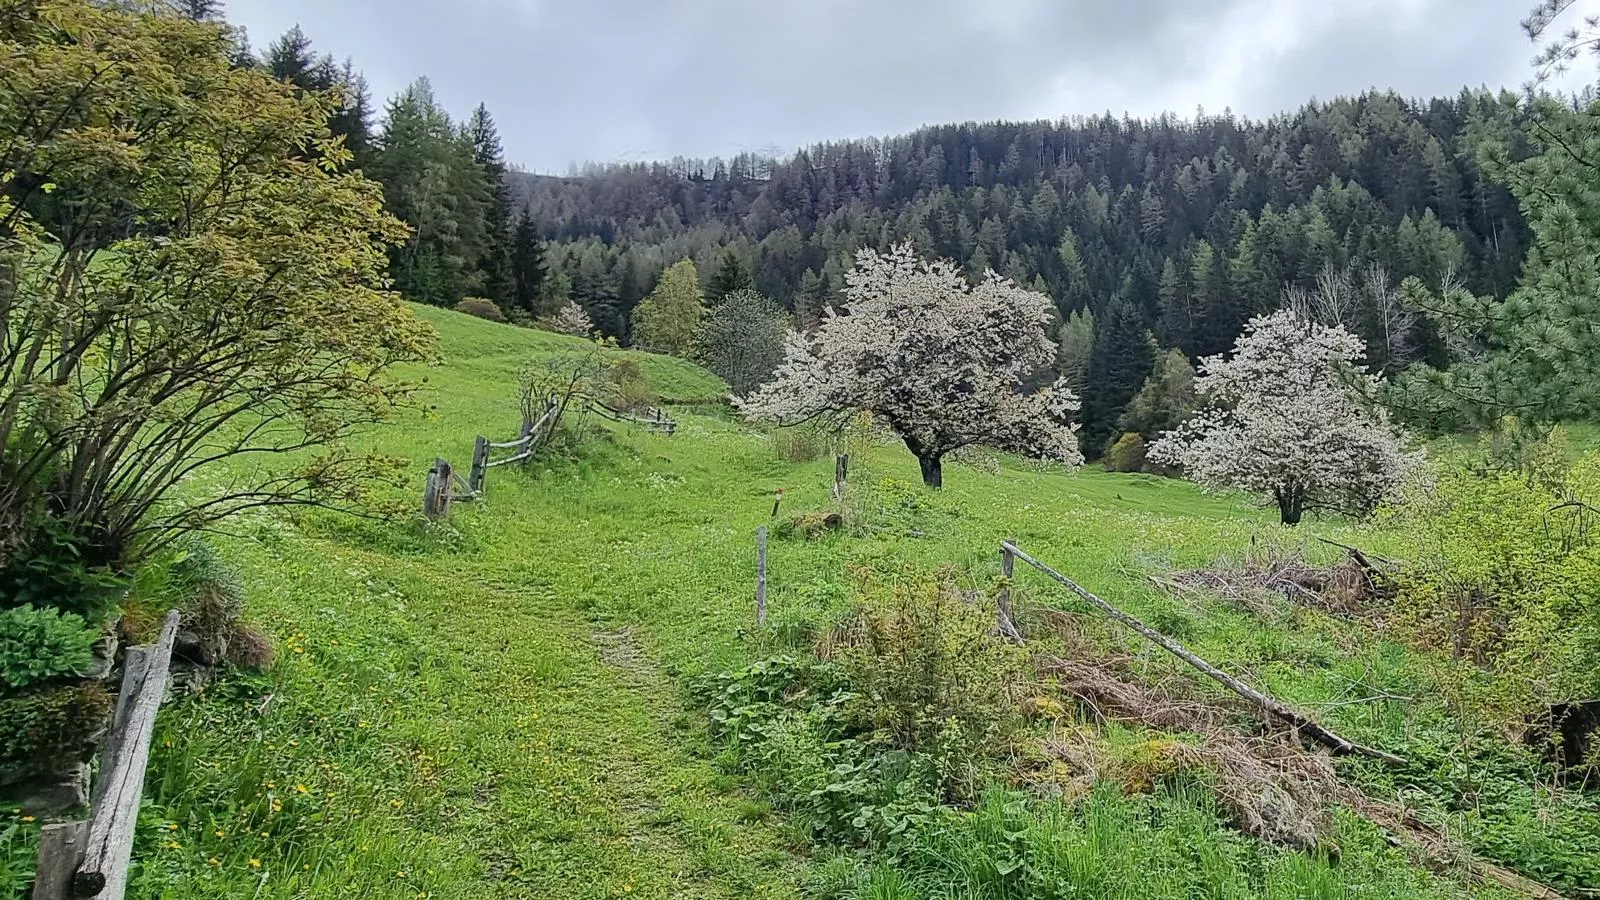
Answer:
0;682;111;785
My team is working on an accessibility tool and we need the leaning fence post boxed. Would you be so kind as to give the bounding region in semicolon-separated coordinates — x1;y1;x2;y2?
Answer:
71;610;180;900
997;542;1023;644
756;526;768;627
470;436;489;494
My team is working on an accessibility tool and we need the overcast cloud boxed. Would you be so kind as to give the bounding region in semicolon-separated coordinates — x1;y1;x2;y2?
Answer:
224;0;1600;172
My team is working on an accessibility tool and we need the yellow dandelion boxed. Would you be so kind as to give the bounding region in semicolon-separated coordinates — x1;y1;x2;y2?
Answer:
166;823;179;831
389;799;404;808
21;816;35;823
249;858;262;869
215;830;226;838
208;857;221;867
294;784;308;794
166;840;181;850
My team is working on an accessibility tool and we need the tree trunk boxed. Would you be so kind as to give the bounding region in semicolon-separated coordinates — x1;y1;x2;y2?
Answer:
917;453;943;488
1277;488;1303;526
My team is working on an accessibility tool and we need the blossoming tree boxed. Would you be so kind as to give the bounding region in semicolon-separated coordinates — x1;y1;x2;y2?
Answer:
738;244;1082;487
1148;310;1413;524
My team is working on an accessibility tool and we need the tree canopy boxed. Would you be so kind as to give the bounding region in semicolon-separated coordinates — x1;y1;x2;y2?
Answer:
739;245;1082;487
0;0;435;580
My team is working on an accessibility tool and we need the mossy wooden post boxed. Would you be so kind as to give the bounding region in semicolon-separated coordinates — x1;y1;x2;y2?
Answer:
423;459;453;521
469;436;489;494
756;526;768;627
997;543;1023;644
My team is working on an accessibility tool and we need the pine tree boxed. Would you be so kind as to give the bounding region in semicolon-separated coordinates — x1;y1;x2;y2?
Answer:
511;208;550;315
706;250;755;305
468;104;515;309
174;0;222;21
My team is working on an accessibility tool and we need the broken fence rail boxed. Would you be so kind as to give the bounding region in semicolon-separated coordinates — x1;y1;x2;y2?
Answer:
1000;541;1406;767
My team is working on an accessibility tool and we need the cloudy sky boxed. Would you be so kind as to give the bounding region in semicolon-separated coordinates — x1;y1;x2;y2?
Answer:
224;0;1600;172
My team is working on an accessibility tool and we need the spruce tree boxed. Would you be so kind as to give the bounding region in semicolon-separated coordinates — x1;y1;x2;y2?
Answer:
370;79;488;306
1081;297;1156;455
329;60;373;167
174;0;222;21
264;26;333;92
706;250;754;304
511;208;550;316
468;104;515;309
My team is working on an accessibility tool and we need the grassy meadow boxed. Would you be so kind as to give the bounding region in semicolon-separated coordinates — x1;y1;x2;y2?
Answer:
4;304;1595;899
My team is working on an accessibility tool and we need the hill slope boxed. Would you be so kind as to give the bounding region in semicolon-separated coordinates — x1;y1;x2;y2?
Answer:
9;307;1591;898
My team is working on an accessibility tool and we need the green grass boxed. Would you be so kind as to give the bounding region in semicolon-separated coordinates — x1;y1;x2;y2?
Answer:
2;305;1588;898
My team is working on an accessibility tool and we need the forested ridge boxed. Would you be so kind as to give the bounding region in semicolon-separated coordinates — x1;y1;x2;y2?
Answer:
516;95;1537;447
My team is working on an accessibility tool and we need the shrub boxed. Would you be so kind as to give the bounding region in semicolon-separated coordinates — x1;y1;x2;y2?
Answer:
772;427;828;463
0;605;99;691
1104;432;1148;473
1380;443;1600;720
0;514;129;619
0;683;111;783
832;567;1025;799
453;297;507;322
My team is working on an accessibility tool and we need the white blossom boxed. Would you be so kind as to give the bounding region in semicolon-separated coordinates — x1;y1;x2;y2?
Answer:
737;243;1082;486
1148;310;1416;524
546;301;594;337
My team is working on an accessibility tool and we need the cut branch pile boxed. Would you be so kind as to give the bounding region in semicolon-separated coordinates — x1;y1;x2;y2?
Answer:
1150;547;1391;619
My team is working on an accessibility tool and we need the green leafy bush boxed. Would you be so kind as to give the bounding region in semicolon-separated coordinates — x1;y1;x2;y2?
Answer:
1103;432;1149;473
0;683;110;783
832;567;1025;798
452;297;507;323
0;515;127;619
1380;441;1600;719
0;605;98;690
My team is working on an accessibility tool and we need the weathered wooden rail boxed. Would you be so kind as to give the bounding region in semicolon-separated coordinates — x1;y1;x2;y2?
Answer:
590;400;677;434
423;394;676;520
34;610;181;900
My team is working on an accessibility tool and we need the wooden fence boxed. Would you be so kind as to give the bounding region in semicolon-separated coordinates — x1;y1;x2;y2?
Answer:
423;394;677;520
35;610;181;900
589;400;677;434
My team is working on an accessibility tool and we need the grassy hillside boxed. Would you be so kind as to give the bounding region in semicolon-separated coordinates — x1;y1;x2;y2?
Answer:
4;306;1591;898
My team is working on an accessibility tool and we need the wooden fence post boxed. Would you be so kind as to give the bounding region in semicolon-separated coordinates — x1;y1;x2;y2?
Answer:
422;459;453;521
756;527;768;627
997;543;1023;644
69;610;180;900
833;454;850;501
470;436;488;495
31;821;88;900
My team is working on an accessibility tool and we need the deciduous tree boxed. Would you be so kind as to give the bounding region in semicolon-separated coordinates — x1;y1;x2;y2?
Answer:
693;290;787;396
0;0;435;580
630;259;703;354
739;244;1082;487
1149;311;1412;524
